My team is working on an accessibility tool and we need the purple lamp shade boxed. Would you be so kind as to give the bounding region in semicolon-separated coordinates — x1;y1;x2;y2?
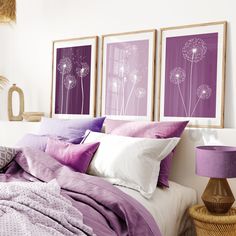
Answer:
196;146;236;178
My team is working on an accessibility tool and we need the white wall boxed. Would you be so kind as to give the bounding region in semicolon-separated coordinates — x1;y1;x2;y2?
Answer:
0;0;236;126
1;0;236;203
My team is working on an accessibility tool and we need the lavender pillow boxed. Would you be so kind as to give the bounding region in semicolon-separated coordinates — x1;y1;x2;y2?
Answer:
45;138;100;173
105;119;188;187
39;117;106;144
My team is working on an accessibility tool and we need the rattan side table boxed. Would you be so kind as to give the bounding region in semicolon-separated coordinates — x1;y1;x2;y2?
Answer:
189;205;236;236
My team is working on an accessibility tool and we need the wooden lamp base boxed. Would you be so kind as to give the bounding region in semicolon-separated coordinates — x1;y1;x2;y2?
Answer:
202;178;235;214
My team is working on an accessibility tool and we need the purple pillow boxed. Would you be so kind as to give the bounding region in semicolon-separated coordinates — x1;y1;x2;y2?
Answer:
38;117;106;144
45;138;100;173
105;119;188;187
16;134;49;151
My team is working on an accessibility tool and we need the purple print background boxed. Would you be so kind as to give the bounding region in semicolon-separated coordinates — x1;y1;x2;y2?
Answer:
55;45;91;115
105;40;149;116
164;33;218;118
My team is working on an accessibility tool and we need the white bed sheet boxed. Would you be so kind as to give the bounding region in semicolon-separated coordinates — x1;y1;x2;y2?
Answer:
116;181;197;236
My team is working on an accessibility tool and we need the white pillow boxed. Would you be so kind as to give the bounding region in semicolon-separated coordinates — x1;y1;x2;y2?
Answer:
83;131;180;198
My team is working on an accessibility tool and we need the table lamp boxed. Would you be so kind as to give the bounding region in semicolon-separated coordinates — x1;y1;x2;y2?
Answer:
196;146;236;214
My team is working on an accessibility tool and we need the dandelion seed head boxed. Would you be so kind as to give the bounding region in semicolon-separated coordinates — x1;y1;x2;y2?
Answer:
197;84;212;100
76;62;90;78
132;45;138;51
170;67;186;85
125;44;138;54
120;66;124;73
182;38;207;63
124;45;135;56
118;64;129;77
130;70;141;84
135;87;146;98
64;75;76;90
58;57;72;74
110;78;121;93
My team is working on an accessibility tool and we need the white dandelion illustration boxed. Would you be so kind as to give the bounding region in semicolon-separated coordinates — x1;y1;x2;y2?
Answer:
170;67;187;116
57;57;72;114
64;75;76;114
124;70;141;115
135;87;146;98
135;87;146;115
182;38;207;63
191;84;212;117
118;65;129;115
76;62;89;78
170;67;186;85
182;38;207;116
129;70;141;84
124;47;132;57
76;62;90;114
64;75;76;90
119;65;125;77
119;76;128;115
124;44;138;56
110;78;121;115
58;57;72;74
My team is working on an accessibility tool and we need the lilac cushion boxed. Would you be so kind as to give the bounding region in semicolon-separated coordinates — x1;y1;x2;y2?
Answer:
38;117;106;144
45;138;100;173
16;134;49;151
105;119;188;187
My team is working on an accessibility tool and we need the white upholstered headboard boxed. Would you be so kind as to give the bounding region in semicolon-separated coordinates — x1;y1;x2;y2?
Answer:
0;121;39;146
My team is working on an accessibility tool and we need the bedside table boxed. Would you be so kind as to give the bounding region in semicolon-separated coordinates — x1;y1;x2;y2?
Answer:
189;205;236;236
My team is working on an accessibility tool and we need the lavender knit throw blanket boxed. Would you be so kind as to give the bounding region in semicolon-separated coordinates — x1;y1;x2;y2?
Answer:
0;180;94;236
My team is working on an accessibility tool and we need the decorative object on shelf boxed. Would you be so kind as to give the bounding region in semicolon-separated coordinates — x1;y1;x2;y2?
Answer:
51;36;98;119
101;29;156;121
159;21;227;128
0;75;8;90
196;146;236;214
0;0;16;23
22;112;44;122
8;84;24;121
189;205;236;236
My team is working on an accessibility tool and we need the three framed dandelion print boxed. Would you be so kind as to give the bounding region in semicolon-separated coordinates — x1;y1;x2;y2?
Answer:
158;22;227;128
51;36;98;118
101;30;156;121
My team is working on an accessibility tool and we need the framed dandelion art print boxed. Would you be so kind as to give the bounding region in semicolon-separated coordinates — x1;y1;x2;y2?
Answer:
51;36;98;118
158;21;227;128
101;30;156;121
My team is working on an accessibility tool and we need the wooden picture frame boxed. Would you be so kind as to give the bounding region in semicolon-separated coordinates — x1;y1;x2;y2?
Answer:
51;36;98;119
158;21;227;128
100;29;156;121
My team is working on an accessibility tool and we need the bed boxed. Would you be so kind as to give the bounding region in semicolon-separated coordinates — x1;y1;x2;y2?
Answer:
0;147;197;236
117;181;197;236
0;117;197;235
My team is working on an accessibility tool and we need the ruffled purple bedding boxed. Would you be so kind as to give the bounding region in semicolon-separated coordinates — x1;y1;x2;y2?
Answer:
0;147;161;236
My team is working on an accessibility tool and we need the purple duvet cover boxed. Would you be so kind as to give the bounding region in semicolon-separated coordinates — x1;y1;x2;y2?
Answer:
0;147;161;236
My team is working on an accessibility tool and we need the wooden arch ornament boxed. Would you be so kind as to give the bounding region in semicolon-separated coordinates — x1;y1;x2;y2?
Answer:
8;84;24;121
